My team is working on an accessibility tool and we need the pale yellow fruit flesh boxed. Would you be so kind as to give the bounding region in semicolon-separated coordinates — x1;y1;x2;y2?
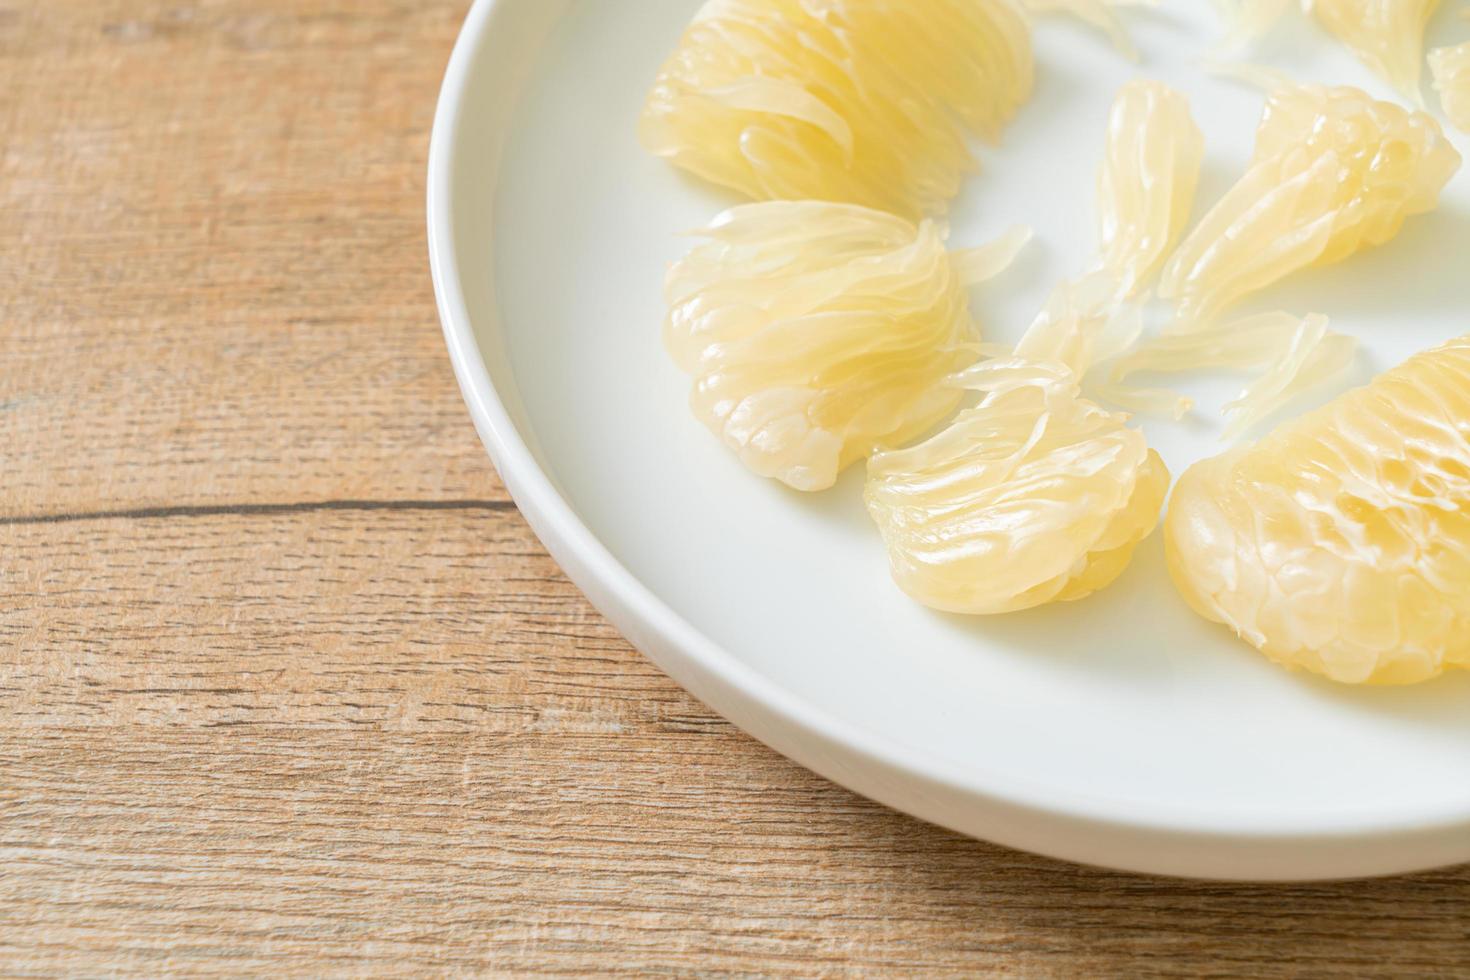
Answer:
1096;80;1204;299
1103;312;1358;438
1213;0;1440;103
1430;42;1470;133
1313;0;1441;104
640;0;1034;219
866;360;1169;615
1159;83;1460;324
666;201;986;492
1166;336;1470;685
1015;81;1200;380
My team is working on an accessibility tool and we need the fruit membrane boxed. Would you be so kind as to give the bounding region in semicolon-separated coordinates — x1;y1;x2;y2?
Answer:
865;359;1169;614
640;0;1033;219
665;201;1021;492
1430;42;1470;133
1166;335;1470;685
1160;83;1461;325
1102;311;1358;438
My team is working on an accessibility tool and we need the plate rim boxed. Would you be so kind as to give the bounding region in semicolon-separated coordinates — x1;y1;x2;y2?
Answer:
426;0;1470;880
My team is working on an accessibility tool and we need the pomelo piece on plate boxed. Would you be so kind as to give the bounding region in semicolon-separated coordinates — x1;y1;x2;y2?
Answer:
1166;336;1470;685
1160;83;1460;325
640;0;1033;219
865;359;1169;614
1313;0;1441;105
1096;80;1205;300
665;201;1028;492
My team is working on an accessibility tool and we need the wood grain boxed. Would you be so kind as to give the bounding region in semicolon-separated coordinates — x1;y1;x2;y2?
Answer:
2;2;1467;976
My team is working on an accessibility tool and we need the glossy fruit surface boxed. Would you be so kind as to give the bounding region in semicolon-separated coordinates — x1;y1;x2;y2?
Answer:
640;0;1033;218
866;359;1169;614
1160;83;1460;324
1166;335;1470;685
1314;0;1440;103
1096;79;1204;299
666;201;984;491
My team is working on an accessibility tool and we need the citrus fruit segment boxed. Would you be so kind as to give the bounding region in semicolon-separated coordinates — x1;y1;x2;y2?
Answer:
865;359;1169;614
1166;335;1470;685
1430;42;1470;133
1097;80;1205;301
640;0;1034;219
666;201;1008;492
1313;0;1440;104
1159;83;1461;324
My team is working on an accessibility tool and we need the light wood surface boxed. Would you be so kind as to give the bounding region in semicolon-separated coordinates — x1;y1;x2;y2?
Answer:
3;2;1468;975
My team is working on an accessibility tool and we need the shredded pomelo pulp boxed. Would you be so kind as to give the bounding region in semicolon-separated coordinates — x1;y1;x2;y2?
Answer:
640;0;1034;219
1166;336;1470;685
866;360;1169;615
1102;311;1358;436
1160;83;1461;325
1014;81;1199;380
665;201;1026;492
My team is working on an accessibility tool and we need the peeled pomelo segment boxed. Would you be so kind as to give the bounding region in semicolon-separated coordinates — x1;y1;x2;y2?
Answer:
865;359;1169;614
1165;335;1470;685
1018;0;1150;60
1159;84;1461;324
667;202;998;492
1313;0;1440;105
1430;42;1470;133
1096;80;1205;300
641;0;1034;219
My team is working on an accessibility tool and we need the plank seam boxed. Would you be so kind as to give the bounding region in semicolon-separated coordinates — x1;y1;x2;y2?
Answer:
0;499;518;526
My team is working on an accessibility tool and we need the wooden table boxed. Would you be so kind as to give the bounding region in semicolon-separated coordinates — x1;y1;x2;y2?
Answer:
3;2;1467;975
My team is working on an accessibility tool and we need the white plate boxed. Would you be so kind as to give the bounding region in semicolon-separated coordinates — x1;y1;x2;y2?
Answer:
429;0;1470;880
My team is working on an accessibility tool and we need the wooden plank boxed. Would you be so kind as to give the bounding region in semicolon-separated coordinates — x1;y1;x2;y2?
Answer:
6;726;1470;978
4;509;1470;975
0;506;689;733
0;0;497;518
